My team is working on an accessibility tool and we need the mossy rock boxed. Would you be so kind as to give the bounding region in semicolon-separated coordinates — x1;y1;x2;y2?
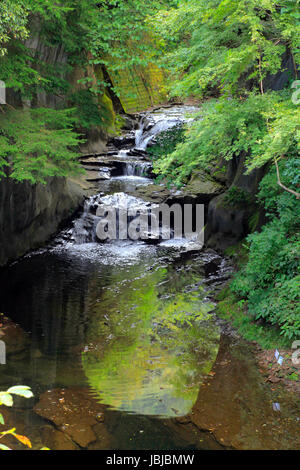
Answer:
182;171;224;200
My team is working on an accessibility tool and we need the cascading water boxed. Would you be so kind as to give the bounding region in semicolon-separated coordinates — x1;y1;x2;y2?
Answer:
123;161;152;177
71;105;199;246
135;106;198;150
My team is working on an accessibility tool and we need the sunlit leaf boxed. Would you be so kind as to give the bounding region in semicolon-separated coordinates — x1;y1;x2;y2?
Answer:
0;444;11;450
0;392;13;407
13;433;32;448
7;386;34;399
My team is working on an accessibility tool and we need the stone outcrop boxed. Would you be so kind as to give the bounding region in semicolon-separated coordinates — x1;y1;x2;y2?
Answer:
0;176;84;266
205;155;267;250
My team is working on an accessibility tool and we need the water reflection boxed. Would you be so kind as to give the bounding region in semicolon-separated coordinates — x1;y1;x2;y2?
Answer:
0;244;220;419
82;260;219;417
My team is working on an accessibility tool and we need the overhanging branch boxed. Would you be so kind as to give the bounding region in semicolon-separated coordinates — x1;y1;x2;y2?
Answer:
274;157;300;200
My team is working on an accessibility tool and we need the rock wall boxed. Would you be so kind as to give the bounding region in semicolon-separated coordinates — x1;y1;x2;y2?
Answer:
0;176;84;266
108;64;166;113
205;156;267;251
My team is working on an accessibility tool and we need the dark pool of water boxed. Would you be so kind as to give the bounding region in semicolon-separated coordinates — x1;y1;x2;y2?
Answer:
0;240;227;449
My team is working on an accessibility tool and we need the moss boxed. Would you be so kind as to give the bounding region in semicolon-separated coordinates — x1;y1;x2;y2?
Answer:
108;64;166;113
183;170;224;197
223;186;253;209
98;92;116;135
114;115;127;135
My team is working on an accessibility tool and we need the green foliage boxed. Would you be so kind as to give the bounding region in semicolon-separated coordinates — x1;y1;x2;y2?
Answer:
216;288;290;349
0;0;173;97
148;125;185;183
89;0;176;72
148;126;185;160
0;108;83;184
151;0;300;98
0;0;29;56
0;386;34;450
153;92;300;185
0;386;34;406
0;0;175;182
231;160;300;340
224;186;252;207
70;89;108;130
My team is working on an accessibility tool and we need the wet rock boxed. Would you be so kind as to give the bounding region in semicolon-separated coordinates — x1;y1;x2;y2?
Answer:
190;335;300;450
205;155;266;250
128;184;171;203
0;176;84;267
118;115;139;131
85;170;107;182
80;157;103;166
111;136;136;149
41;426;78;450
34;387;109;448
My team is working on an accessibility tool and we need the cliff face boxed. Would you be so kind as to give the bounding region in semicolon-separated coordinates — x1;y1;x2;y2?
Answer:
205;156;267;250
0;24;87;267
0;177;83;266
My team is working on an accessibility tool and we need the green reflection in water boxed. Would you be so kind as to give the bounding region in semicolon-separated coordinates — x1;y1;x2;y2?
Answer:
82;260;220;418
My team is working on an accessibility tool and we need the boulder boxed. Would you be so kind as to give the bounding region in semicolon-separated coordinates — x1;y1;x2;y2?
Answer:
34;387;109;449
180;171;224;203
0;176;84;266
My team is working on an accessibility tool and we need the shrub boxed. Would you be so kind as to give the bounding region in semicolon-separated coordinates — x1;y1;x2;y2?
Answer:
231;159;300;340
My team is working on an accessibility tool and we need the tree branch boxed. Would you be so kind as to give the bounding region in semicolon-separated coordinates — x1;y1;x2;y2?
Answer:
274;157;300;200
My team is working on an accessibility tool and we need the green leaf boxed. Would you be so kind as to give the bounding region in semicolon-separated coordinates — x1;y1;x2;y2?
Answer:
0;393;13;407
7;386;33;399
0;413;4;425
0;444;11;450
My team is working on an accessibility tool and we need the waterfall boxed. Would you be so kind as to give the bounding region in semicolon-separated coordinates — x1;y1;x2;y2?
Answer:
70;105;199;246
123;162;152;177
135;106;198;150
71;197;100;244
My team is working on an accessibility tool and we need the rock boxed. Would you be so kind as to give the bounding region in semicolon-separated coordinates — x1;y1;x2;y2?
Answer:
80;157;103;166
190;335;300;450
128;184;171;203
181;171;224;202
0;316;29;355
85;170;105;182
41;427;78;450
205;192;252;250
0;176;84;267
34;387;108;448
111;136;136;149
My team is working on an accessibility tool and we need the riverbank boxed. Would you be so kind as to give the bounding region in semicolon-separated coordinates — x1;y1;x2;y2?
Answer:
213;239;300;396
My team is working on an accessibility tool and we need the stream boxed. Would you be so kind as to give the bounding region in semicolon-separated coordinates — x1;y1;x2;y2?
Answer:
0;106;299;451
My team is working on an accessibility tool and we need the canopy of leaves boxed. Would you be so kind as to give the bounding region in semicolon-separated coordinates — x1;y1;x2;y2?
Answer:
150;0;299;185
151;0;300;98
0;0;29;56
0;108;82;184
153;92;300;185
